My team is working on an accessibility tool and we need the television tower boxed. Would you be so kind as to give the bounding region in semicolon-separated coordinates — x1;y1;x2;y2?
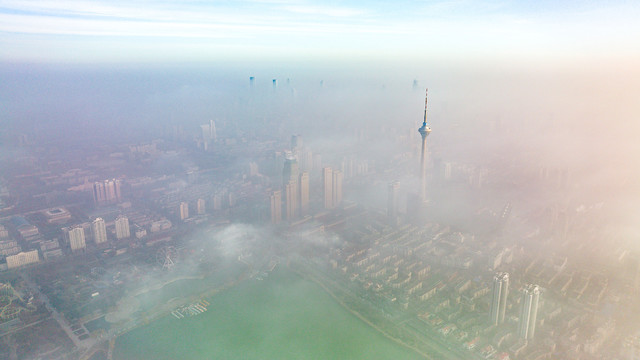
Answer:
418;89;431;202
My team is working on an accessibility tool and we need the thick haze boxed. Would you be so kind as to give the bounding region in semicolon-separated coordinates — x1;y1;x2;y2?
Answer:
2;2;640;358
2;62;639;238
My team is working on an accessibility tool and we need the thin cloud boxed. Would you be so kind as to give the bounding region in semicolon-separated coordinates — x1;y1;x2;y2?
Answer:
283;5;365;17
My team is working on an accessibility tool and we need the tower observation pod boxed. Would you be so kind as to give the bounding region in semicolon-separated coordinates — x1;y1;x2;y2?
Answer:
418;89;431;202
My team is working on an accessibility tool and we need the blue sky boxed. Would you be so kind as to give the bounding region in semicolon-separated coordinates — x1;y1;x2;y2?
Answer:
1;0;639;64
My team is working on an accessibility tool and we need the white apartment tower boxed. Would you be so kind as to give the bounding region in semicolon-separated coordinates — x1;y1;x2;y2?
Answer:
115;215;130;239
92;217;108;244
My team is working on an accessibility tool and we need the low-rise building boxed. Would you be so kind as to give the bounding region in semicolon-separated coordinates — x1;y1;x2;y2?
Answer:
6;250;40;269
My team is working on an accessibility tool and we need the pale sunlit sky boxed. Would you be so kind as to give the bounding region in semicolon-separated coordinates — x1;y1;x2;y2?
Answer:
1;0;639;64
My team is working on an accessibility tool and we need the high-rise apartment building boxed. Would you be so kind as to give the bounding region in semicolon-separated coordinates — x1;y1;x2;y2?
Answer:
196;198;206;215
285;181;298;220
332;169;343;208
282;153;299;187
92;217;108;245
68;226;86;252
115;215;130;239
519;284;540;340
388;181;399;224
490;272;509;325
93;179;122;205
323;167;333;209
179;201;189;220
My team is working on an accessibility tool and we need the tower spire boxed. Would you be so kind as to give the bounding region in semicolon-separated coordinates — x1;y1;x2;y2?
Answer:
423;88;428;125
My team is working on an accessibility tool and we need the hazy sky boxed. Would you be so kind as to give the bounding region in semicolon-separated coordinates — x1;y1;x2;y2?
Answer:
1;0;639;64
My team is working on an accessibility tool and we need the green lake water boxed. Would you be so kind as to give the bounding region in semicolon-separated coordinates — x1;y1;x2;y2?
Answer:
113;269;425;360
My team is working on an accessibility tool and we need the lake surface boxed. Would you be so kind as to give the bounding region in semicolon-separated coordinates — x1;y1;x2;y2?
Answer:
113;268;425;360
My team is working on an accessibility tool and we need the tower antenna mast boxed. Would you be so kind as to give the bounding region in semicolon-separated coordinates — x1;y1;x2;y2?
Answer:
423;88;428;125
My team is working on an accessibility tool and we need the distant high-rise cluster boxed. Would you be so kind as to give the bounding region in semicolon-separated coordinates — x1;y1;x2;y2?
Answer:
519;284;540;340
201;120;217;143
490;272;509;325
268;135;345;224
93;179;122;205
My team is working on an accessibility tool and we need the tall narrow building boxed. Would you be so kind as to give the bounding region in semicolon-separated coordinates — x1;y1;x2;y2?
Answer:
281;153;299;220
179;201;189;220
490;272;509;325
68;226;86;252
418;89;431;202
519;284;540;340
196;198;206;215
284;181;298;220
282;153;299;186
323;167;333;209
115;215;130;239
92;217;108;245
209;120;217;142
299;172;310;215
388;181;400;224
332;169;343;208
270;190;282;224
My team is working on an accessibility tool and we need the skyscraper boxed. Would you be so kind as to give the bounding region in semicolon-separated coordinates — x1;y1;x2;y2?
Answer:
270;190;282;224
68;226;86;252
282;153;299;187
323;167;333;209
115;215;130;239
418;89;431;202
282;153;299;220
179;201;189;220
519;284;540;340
299;172;310;216
92;217;108;245
285;181;298;220
388;181;399;224
490;272;509;325
332;169;343;208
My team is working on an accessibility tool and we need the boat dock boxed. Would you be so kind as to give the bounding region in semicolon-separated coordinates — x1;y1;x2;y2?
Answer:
171;300;209;319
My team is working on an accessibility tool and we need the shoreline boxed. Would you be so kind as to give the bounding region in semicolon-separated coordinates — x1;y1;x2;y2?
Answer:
291;268;432;360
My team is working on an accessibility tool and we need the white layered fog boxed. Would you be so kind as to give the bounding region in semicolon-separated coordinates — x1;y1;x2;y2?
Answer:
0;60;639;360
